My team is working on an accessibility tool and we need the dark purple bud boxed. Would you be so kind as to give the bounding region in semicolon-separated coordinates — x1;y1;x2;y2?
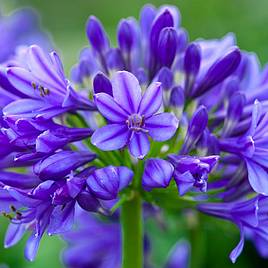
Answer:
77;190;104;213
70;64;82;84
34;151;96;180
106;48;124;71
156;67;173;90
184;43;201;78
79;59;92;78
221;91;246;137
184;43;201;95
93;72;113;96
181;106;208;154
142;158;174;191
140;4;156;37
150;9;174;55
86;16;109;53
157;27;177;67
222;77;240;98
117;19;135;54
87;166;133;200
192;47;241;98
135;68;148;85
176;28;188;53
169;86;185;108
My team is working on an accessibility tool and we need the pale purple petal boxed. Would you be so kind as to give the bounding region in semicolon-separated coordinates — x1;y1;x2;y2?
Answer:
7;67;39;98
94;93;127;122
229;224;245;263
128;132;150;159
112;71;142;114
138;82;162;117
4;223;26;248
246;160;268;195
146;113;178;141
91;124;130;151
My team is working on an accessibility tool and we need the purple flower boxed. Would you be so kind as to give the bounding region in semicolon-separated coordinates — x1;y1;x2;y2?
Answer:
198;195;268;263
169;155;219;195
219;101;268;195
91;71;178;158
4;45;95;119
87;166;133;200
142;158;174;191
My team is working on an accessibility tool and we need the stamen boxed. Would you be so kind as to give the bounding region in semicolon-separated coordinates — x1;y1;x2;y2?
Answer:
126;114;148;133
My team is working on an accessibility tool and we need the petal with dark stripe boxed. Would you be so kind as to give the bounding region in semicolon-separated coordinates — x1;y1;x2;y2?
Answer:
7;67;39;98
28;45;66;91
94;93;127;122
138;82;162;117
146;113;178;141
91;124;130;150
112;71;141;114
128;132;150;159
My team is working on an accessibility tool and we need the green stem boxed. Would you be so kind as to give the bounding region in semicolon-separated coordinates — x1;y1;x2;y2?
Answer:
121;193;143;268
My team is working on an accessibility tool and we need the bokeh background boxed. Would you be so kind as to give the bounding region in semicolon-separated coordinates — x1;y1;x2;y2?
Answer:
0;0;268;267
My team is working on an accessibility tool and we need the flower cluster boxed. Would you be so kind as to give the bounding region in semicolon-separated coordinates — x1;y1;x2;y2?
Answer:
1;3;268;267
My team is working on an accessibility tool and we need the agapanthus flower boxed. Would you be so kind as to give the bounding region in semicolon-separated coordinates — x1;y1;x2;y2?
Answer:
91;71;178;158
4;45;95;119
169;155;219;195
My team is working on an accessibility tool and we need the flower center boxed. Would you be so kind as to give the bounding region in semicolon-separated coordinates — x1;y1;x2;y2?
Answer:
126;114;146;132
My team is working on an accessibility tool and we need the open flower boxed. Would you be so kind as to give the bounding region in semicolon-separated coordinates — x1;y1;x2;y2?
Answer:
4;45;95;119
91;71;178;158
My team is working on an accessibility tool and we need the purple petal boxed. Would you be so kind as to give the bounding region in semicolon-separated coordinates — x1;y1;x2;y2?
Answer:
229;224;245;263
128;132;150;159
112;71;141;114
24;233;41;262
4;223;26;248
146;113;178;141
91;124;130;151
93;72;113;96
3;98;47;117
174;171;195;196
28;45;66;90
138;82;162;117
6;67;39;98
47;202;75;235
94;93;127;122
4;187;41;207
246;160;268;195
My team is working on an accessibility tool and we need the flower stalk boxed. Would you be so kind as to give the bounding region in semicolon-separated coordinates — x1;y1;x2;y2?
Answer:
121;192;143;268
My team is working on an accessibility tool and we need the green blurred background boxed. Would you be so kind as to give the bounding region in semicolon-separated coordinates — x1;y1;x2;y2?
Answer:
1;0;268;267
